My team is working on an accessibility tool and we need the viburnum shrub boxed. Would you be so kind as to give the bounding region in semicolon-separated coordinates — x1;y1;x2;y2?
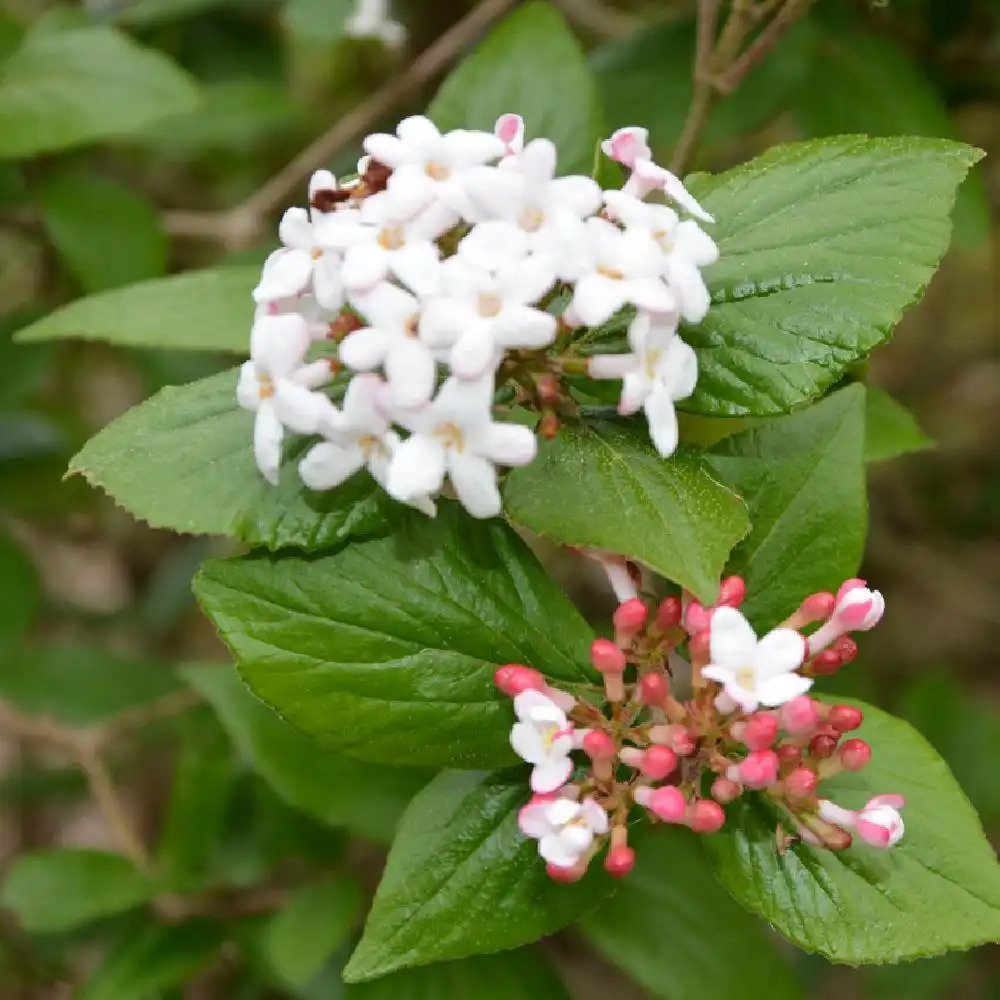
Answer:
24;0;1000;989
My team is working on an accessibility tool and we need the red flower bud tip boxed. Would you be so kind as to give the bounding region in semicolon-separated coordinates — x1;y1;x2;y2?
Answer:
536;374;561;406
835;577;867;605
776;744;802;767
546;861;587;883
739;749;780;789
840;738;872;771
716;575;747;608
809;734;839;759
801;592;836;622
829;705;864;732
780;696;819;734
689;799;726;834
833;635;858;665
784;767;817;801
838;596;874;630
494;664;545;696
688;629;710;662
640;745;678;781
539;412;560;439
742;712;779;750
647;785;687;823
639;671;669;706
649;724;696;756
655;596;682;630
613;598;648;633
684;600;711;633
604;845;636;878
582;730;616;761
811;649;843;676
711;777;742;803
590;639;626;674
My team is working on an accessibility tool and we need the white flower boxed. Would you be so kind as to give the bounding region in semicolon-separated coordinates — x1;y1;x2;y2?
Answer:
510;690;575;793
386;375;536;519
236;314;331;485
420;252;557;379
519;795;609;868
363;115;504;216
818;794;905;849
603;126;714;224
344;0;405;47
702;606;810;713
252;205;362;308
463;138;601;276
567;217;676;327
339;283;438;409
588;312;698;457
603;190;718;324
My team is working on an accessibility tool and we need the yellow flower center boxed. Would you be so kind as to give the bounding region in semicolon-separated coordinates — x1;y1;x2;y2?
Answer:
377;225;406;251
477;292;503;318
257;373;274;399
644;348;662;378
734;665;757;692
434;422;465;451
359;434;386;458
518;206;545;232
598;265;624;280
404;314;420;338
310;248;323;260
426;161;451;181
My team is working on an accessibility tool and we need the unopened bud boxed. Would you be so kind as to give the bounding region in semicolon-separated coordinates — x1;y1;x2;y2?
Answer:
809;733;839;759
646;786;687;823
649;724;695;756
656;596;682;630
777;745;802;767
689;799;725;833
582;730;615;761
717;575;746;608
829;705;863;732
711;777;742;803
536;374;561;406
833;635;858;665
546;861;587;882
539;412;560;439
604;845;636;878
688;629;710;663
801;591;836;622
840;738;872;772
494;664;544;696
784;767;817;801
613;598;648;645
811;649;843;675
684;600;711;633
741;712;779;750
640;745;678;781
739;749;780;789
590;639;626;674
780;696;818;734
639;672;669;706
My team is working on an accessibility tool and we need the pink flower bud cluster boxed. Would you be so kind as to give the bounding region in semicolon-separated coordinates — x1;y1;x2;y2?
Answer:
499;575;903;880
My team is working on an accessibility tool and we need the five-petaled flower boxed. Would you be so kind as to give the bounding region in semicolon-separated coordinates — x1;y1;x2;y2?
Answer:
519;795;610;868
509;690;576;793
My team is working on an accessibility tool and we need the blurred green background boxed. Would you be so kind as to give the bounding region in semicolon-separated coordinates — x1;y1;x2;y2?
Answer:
1;0;998;997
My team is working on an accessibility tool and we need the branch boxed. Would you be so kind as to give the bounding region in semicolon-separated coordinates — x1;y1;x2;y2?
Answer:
164;0;521;249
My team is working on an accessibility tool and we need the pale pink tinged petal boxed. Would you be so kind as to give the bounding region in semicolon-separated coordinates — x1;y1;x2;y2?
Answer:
387;434;447;501
588;354;638;380
253;403;284;485
643;384;680;457
531;758;573;794
390;240;442;297
339;327;390;371
278;207;313;250
273;381;335;435
397;114;442;150
471;422;536;467
581;799;610;835
709;606;759;670
855;818;892;849
572;273;622;327
312;255;346;310
510;722;547;765
251;315;311;377
601;189;649;228
550;733;574;758
868;794;906;810
549;174;602;217
604;126;651;167
293;359;336;390
756;672;813;708
386;340;436;409
494;307;556;350
298;441;366;490
341;243;389;292
252;249;312;302
560;824;594;855
513;689;561;718
236;362;261;411
701;665;733;686
450;330;499;380
629;277;677;315
495;113;523;145
664;337;699;400
446;129;506;167
676;219;719;266
539;835;580;868
546;797;581;825
663;173;714;223
518;138;557;188
817;800;856;828
619;370;651;414
363;132;413;167
447;451;501;519
518;802;553;839
753;628;807;678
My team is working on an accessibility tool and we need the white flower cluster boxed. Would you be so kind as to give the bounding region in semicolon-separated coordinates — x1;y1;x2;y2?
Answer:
238;117;718;519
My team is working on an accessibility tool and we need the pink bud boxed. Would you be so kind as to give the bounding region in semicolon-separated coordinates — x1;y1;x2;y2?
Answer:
840;738;872;772
590;639;626;674
494;664;544;696
640;745;678;781
835;578;868;604
868;793;906;810
717;575;746;608
739;749;779;789
811;649;842;675
834;584;885;631
495;113;523;147
649;724;695;756
604;845;636;878
780;696;818;734
647;786;687;823
838;595;874;629
689;799;725;833
639;672;669;706
582;730;615;761
777;745;802;767
711;777;742;803
656;596;682;630
801;592;836;621
809;734;839;759
829;705;863;732
688;629;710;662
742;712;779;750
834;635;858;664
784;767;817;801
684;600;711;633
613;598;648;635
546;861;587;883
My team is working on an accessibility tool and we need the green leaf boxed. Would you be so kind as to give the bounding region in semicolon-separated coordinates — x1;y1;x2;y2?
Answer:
0;531;39;654
66;368;391;549
264;879;363;988
791;29;989;248
0;850;151;933
504;420;748;602
428;2;602;175
194;504;594;768
182;664;431;844
704;698;1000;963
582;826;802;1000
705;385;867;631
155;710;236;892
344;948;571;1000
865;386;932;463
16;266;256;352
36;170;166;293
0;646;180;726
0;27;200;159
78;921;223;1000
283;0;354;44
344;769;613;981
683;136;981;416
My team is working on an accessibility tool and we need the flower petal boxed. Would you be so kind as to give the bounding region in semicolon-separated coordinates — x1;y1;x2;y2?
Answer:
756;671;813;708
447;451;501;519
753;628;807;678
510;722;546;765
253;402;284;485
298;441;366;491
470;421;537;467
643;383;680;457
709;606;758;670
386;433;446;501
386;339;436;409
531;758;573;794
